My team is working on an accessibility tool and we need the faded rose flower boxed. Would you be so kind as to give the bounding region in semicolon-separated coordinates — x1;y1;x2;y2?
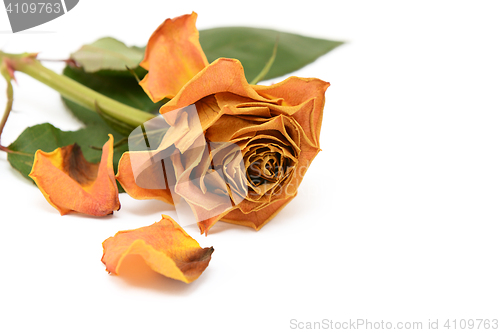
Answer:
116;13;329;234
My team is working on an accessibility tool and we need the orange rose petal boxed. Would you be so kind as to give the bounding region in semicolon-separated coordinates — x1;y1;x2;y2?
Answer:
283;145;320;196
170;141;235;235
160;58;274;118
221;194;297;230
205;113;267;142
101;215;214;283
140;12;209;102
116;152;174;205
253;76;329;106
194;96;224;130
253;77;330;147
29;135;120;216
197;212;231;236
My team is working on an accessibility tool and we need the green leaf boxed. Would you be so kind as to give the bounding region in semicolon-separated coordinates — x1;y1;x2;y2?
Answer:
7;123;129;184
69;29;343;81
70;37;145;73
199;27;343;81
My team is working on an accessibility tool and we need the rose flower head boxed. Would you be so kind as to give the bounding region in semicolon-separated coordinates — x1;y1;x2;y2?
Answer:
116;12;329;234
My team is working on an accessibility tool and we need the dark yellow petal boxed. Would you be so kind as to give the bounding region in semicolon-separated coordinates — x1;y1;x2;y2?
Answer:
29;135;120;216
101;215;214;283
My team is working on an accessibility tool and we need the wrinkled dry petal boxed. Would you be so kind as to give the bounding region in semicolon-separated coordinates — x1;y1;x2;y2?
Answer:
197;211;234;236
160;58;273;117
221;194;297;230
116;151;174;205
171;146;234;235
253;77;330;147
101;215;214;283
140;12;208;102
29;135;120;216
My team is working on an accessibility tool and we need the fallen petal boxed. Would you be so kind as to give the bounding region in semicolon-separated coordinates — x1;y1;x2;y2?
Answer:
101;215;214;283
29;135;120;216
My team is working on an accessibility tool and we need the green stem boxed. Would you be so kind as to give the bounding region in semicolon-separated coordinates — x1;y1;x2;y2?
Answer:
0;51;154;127
0;62;14;141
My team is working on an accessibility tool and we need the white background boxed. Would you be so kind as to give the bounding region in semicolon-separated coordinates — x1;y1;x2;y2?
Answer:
1;1;499;332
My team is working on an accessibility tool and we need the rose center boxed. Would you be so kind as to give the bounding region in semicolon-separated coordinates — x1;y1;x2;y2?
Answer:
247;153;284;186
